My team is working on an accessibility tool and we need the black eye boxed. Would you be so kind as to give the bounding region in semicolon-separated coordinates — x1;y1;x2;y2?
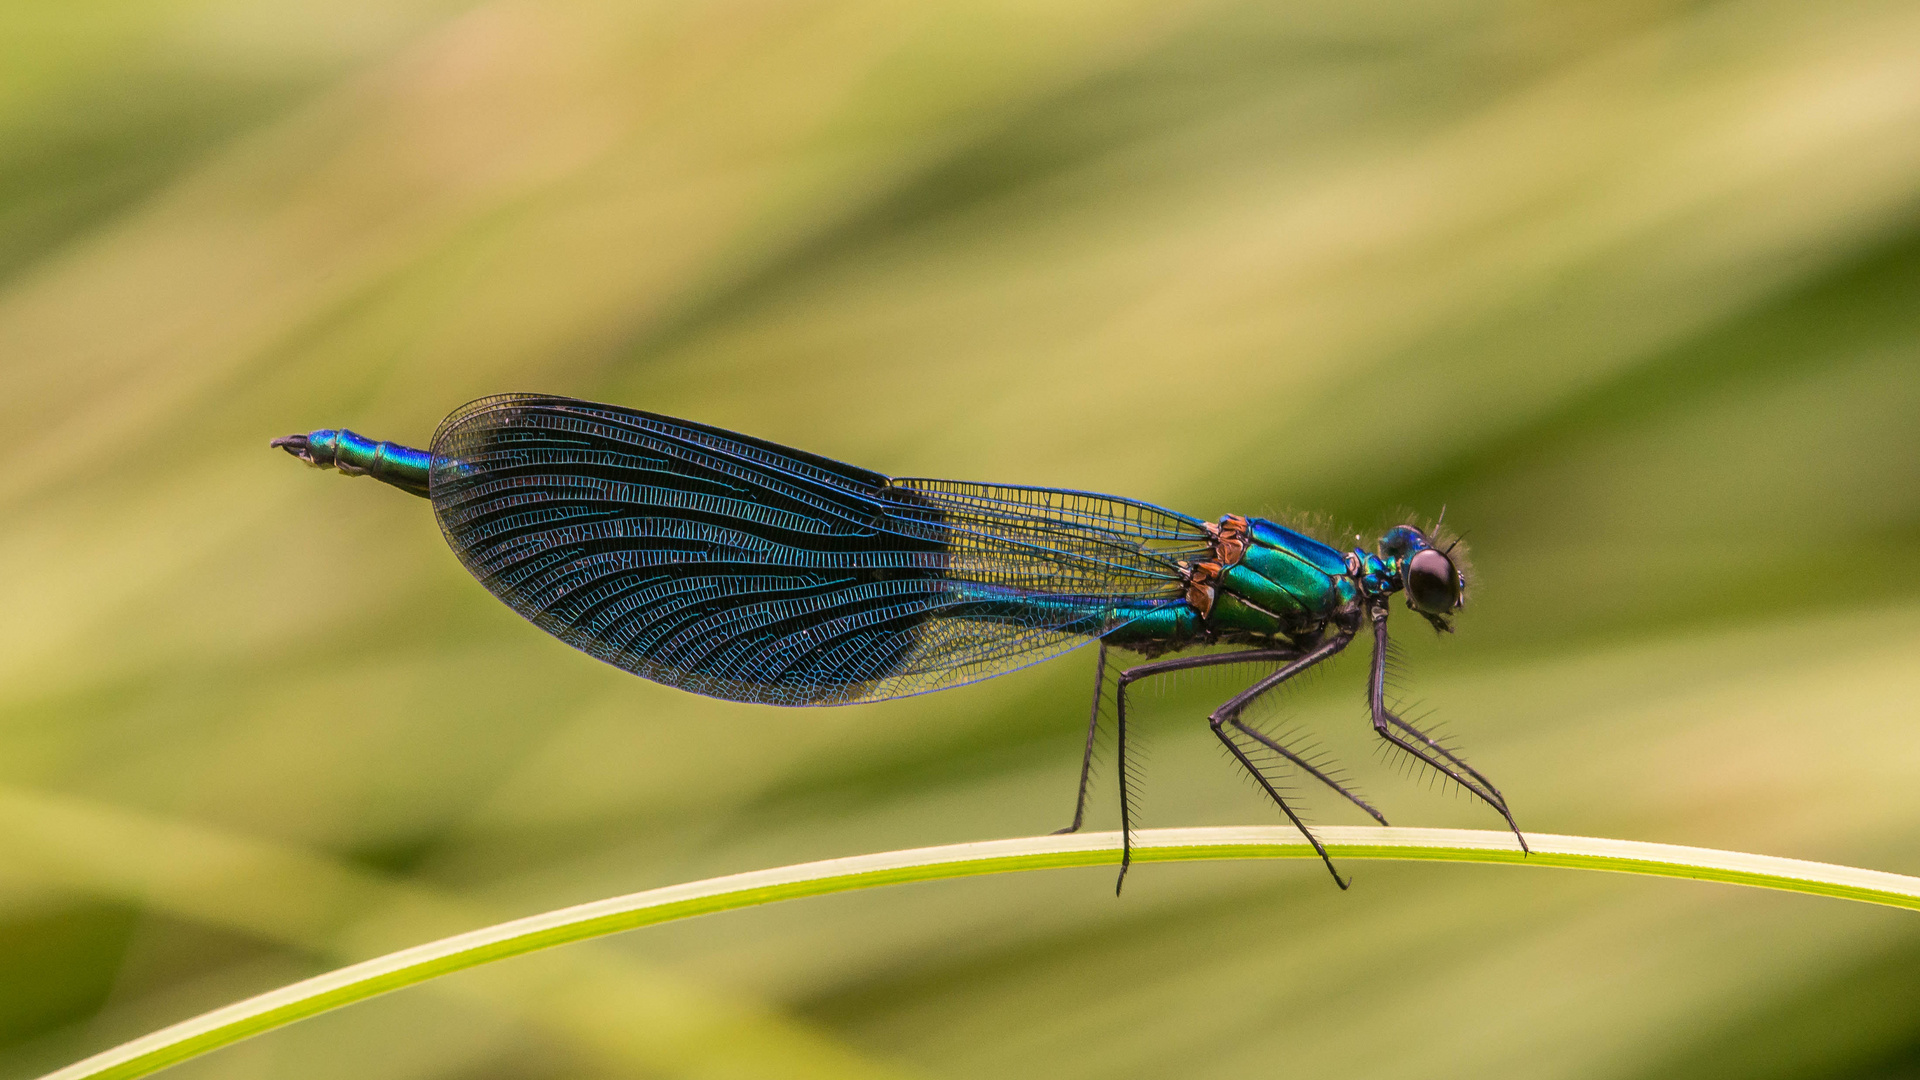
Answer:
1404;548;1459;614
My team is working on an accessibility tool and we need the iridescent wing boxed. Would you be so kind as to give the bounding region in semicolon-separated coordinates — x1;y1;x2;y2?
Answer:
429;394;1212;705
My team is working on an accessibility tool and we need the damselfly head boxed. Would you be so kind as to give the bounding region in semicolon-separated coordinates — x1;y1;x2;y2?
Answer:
1376;523;1468;632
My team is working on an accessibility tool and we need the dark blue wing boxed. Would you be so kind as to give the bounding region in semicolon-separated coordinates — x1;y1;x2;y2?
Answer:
428;394;1209;705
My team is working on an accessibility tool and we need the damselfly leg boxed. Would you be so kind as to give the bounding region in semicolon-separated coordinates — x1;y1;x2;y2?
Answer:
1111;650;1296;887
1201;633;1358;889
1367;607;1527;851
1057;645;1299;837
1085;641;1377;891
1055;644;1330;835
1053;642;1111;837
1169;644;1388;827
1228;718;1388;827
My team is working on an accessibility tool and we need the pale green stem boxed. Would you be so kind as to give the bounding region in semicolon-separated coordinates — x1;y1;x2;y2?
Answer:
40;826;1920;1080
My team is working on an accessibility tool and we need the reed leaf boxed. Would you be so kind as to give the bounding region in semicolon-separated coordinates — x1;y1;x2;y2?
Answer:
41;827;1920;1080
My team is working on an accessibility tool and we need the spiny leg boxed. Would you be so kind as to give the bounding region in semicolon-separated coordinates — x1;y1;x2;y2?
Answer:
1375;624;1507;801
1105;643;1387;889
1052;642;1109;835
1104;647;1301;893
1367;607;1528;852
1229;718;1388;826
1116;668;1133;896
1206;633;1356;888
1366;607;1508;806
1381;709;1509;809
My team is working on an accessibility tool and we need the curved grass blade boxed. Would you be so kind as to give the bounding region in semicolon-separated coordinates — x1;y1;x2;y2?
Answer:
41;826;1920;1080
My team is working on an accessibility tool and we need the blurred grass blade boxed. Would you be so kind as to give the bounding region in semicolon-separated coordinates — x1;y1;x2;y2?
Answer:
0;784;916;1079
40;826;1920;1080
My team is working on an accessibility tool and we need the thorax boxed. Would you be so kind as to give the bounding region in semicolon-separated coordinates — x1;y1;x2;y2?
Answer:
1173;515;1364;647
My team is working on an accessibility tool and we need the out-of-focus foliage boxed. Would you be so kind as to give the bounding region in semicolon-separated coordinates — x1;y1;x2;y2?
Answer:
1;0;1917;1077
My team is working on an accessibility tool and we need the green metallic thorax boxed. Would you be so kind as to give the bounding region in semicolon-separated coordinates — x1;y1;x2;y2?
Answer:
1103;516;1429;654
1203;518;1359;643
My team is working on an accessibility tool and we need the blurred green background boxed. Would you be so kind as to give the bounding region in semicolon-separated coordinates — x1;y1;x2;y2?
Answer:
3;0;1919;1077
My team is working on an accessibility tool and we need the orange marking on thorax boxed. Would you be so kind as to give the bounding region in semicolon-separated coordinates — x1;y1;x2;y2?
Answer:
1213;514;1249;567
1184;515;1251;618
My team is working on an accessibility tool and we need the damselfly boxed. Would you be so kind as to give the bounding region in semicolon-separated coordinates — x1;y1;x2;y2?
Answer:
274;394;1523;888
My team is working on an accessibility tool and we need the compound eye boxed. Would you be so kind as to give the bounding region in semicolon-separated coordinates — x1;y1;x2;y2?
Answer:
1404;548;1460;614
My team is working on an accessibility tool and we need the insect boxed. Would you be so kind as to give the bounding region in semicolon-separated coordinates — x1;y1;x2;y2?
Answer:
273;393;1523;889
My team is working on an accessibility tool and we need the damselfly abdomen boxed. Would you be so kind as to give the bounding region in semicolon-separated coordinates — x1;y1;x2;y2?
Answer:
274;394;1522;888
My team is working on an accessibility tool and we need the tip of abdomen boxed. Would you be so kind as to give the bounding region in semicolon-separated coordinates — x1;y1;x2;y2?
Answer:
270;428;431;499
270;433;314;461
